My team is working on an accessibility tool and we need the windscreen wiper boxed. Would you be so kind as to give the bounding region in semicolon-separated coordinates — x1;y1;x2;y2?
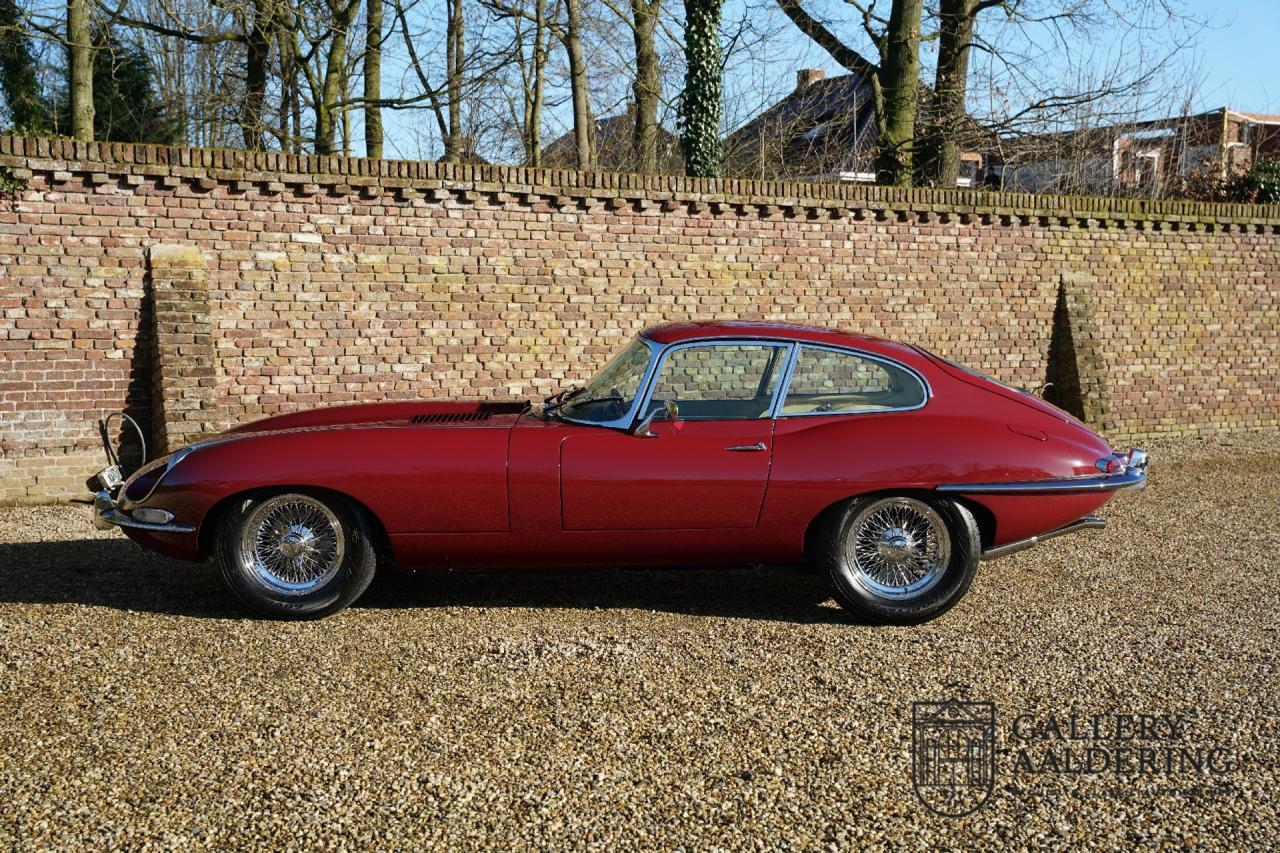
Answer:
555;392;624;413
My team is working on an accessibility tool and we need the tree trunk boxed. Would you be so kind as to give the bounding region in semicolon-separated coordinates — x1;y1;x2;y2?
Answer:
918;0;974;187
364;0;383;158
314;0;358;155
680;0;722;177
630;0;661;172
444;0;464;161
273;18;294;150
562;0;595;169
66;0;93;141
242;0;274;150
527;0;549;167
340;60;351;154
873;0;923;186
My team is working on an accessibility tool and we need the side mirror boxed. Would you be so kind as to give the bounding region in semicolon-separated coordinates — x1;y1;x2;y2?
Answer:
632;410;659;438
632;400;680;437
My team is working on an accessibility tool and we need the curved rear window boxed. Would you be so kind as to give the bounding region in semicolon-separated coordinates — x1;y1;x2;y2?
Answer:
923;349;1029;397
781;347;927;415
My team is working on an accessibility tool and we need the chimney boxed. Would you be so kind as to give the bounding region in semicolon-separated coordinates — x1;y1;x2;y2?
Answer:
796;69;826;91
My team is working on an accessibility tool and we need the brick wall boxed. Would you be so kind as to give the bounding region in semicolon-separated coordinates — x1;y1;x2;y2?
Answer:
1;136;1278;504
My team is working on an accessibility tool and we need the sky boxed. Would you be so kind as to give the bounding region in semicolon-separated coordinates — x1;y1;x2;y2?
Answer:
1184;0;1279;113
378;0;1280;161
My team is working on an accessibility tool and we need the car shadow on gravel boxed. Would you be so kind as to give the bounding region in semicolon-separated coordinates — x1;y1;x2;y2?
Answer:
0;537;849;624
359;562;849;624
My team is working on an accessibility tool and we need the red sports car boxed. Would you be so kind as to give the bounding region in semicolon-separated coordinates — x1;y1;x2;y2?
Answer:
89;321;1147;623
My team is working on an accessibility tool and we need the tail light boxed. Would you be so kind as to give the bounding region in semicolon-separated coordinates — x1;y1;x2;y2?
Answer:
1095;454;1126;475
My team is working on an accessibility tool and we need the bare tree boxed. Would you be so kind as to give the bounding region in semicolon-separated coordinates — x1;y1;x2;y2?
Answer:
876;0;920;184
242;0;277;149
561;0;594;166
67;0;93;138
494;0;558;165
362;0;381;156
916;0;984;186
594;0;661;171
775;0;924;186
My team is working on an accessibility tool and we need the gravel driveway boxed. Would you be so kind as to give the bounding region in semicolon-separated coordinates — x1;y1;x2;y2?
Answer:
2;435;1277;850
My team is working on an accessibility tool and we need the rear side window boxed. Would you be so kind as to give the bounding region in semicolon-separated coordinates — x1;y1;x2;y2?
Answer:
781;347;926;415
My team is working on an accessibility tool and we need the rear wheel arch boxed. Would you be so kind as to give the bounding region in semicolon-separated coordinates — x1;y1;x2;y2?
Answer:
803;489;995;559
817;492;982;624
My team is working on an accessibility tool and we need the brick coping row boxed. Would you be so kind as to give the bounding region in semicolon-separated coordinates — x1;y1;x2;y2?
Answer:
3;134;1278;228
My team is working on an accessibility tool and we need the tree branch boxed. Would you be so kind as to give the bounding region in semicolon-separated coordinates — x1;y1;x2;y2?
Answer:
775;0;880;81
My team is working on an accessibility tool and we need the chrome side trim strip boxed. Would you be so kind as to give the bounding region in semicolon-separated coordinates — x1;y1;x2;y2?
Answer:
982;515;1105;560
937;467;1147;495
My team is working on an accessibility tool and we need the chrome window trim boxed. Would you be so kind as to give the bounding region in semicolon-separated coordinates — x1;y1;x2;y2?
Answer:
631;338;796;425
767;345;802;419
774;343;932;419
557;336;666;431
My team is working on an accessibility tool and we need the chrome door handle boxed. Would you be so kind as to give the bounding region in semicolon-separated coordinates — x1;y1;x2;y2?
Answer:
723;442;767;452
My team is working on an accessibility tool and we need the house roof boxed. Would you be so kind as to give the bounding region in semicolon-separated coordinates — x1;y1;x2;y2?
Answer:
725;73;878;177
1237;111;1280;125
543;106;683;172
725;72;997;181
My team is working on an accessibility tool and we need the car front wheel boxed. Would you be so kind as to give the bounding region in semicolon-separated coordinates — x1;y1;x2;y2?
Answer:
818;495;980;625
215;491;377;619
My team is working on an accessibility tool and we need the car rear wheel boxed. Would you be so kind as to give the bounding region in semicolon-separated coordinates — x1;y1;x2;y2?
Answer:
215;492;377;619
818;495;980;625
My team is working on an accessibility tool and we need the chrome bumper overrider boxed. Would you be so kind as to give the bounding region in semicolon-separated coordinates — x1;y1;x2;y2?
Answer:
981;514;1106;560
937;447;1149;495
92;491;195;534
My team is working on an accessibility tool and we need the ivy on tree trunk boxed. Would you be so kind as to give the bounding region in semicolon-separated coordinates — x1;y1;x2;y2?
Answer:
680;0;723;178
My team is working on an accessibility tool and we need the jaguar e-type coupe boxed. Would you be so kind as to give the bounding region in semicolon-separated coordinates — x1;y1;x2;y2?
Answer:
89;321;1147;623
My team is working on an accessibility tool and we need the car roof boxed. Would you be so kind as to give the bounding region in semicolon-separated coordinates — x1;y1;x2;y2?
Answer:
641;320;898;352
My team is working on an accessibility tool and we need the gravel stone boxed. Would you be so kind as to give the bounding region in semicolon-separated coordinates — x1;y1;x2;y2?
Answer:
1;433;1277;849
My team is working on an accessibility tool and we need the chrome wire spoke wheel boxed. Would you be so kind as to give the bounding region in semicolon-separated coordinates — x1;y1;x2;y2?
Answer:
239;494;346;595
844;497;951;599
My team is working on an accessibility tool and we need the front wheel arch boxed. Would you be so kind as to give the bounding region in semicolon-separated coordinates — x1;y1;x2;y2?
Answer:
198;486;392;566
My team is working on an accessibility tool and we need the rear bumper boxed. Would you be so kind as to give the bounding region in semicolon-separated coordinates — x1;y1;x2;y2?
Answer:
937;448;1149;496
92;491;196;534
981;514;1105;560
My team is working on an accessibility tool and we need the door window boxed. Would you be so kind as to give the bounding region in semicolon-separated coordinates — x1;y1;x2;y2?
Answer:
781;347;926;415
646;343;787;420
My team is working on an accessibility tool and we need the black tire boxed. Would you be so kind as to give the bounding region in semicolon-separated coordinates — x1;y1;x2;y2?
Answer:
817;494;980;625
215;491;377;619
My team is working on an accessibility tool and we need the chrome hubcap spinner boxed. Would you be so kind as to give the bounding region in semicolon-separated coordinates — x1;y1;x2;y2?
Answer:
845;497;951;599
239;495;345;595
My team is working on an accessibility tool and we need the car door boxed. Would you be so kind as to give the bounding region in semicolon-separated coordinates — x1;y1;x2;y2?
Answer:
559;341;790;531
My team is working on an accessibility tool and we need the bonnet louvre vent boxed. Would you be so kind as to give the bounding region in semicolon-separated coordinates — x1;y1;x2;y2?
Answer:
409;411;495;425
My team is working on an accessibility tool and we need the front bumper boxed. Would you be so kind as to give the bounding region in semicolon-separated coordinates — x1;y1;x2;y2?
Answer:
92;491;196;534
937;447;1149;496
